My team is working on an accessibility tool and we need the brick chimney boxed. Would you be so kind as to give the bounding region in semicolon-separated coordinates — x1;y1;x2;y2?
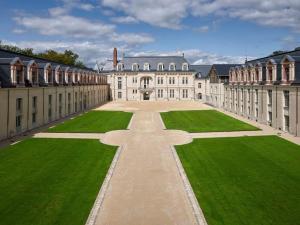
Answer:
113;47;118;68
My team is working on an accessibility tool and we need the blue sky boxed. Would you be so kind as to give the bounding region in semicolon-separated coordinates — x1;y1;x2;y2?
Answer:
0;0;300;67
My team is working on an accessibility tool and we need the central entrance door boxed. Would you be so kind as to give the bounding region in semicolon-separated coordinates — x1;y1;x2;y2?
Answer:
143;92;150;100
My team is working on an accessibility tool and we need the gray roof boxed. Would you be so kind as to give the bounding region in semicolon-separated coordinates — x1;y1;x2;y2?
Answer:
213;64;241;76
190;65;212;78
121;56;189;71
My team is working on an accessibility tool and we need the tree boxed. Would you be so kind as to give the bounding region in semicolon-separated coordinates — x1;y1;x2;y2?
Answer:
0;41;87;68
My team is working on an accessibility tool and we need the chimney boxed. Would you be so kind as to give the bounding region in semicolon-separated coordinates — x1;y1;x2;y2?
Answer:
113;47;118;68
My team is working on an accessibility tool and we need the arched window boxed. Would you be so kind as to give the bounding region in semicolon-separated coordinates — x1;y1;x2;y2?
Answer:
157;63;164;71
266;59;276;83
169;63;176;71
132;63;139;71
144;63;150;71
27;60;38;85
182;63;188;71
10;57;25;85
44;63;52;84
281;55;295;83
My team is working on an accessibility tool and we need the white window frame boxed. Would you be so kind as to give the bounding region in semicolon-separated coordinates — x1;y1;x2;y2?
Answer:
182;63;189;71
169;63;176;71
157;63;164;71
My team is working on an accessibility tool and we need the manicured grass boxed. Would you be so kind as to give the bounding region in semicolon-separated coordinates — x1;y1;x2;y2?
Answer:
160;110;259;132
0;138;117;225
48;110;133;133
176;136;300;225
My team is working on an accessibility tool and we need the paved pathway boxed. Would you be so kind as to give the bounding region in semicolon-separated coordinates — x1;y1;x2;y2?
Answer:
33;101;300;225
95;111;201;225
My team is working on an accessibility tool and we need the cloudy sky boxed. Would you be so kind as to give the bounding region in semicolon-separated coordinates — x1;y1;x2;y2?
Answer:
1;0;300;67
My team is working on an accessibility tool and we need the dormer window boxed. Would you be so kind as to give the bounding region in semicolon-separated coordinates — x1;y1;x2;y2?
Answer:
157;63;164;71
169;63;176;71
132;63;139;71
117;63;123;71
281;55;295;83
255;67;259;82
45;64;52;84
267;63;273;83
182;63;188;71
144;63;150;71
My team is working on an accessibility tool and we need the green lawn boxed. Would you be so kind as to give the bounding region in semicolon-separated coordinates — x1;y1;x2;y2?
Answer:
48;110;133;133
0;138;117;225
176;136;300;225
160;110;259;132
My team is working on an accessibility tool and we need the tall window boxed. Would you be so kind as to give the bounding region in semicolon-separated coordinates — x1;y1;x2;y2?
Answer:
255;89;258;103
283;91;289;108
157;77;163;85
16;98;22;131
158;89;164;98
68;93;71;114
198;83;201;88
75;92;78;112
48;95;52;122
182;77;188;84
118;92;122;99
182;89;188;98
284;115;290;132
268;90;272;106
59;94;63;118
118;77;122;89
32;96;37;125
169;89;174;98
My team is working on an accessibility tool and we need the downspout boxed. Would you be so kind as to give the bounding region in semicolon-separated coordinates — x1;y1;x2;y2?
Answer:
275;86;278;129
296;87;298;136
27;88;29;131
43;88;45;124
7;89;10;138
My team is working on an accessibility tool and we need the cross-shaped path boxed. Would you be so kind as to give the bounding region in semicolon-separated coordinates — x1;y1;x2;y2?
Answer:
96;110;199;225
34;101;285;225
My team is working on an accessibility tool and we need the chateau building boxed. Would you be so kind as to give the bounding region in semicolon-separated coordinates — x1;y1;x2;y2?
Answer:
107;48;214;101
0;49;109;141
207;64;241;108
224;48;300;136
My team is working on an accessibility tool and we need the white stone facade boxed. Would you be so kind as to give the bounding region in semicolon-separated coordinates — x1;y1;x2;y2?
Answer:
109;71;197;101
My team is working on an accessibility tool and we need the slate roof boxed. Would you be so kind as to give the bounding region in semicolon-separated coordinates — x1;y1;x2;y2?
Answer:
189;65;212;78
213;64;241;76
121;56;189;71
0;48;94;71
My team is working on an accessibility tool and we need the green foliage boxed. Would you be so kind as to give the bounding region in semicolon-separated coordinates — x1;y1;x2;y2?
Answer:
160;110;259;132
0;138;116;225
0;41;87;68
48;110;133;133
176;136;300;225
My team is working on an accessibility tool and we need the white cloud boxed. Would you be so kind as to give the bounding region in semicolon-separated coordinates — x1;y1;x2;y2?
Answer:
12;28;26;34
111;16;138;24
126;49;250;64
193;25;209;33
101;0;300;32
102;0;189;29
13;8;154;46
111;33;154;45
14;14;115;38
